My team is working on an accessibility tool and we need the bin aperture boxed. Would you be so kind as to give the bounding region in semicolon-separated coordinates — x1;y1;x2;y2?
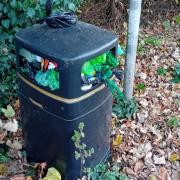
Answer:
81;51;119;91
19;48;60;91
15;21;118;179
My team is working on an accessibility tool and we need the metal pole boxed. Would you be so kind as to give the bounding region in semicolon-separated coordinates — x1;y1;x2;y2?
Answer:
123;0;142;99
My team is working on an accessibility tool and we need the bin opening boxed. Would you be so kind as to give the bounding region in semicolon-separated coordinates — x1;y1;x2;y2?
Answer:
19;48;60;91
81;50;119;91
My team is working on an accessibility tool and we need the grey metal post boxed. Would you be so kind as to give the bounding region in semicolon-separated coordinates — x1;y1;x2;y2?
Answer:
124;0;142;99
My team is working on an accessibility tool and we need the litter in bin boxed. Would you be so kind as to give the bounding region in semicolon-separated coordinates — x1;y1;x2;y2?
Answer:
81;51;120;91
35;69;59;91
19;49;60;91
81;84;93;91
117;44;124;56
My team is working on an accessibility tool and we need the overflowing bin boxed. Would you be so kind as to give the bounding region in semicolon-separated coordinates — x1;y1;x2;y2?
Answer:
15;21;118;179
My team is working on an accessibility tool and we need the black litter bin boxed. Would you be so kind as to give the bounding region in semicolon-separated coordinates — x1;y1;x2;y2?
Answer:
15;21;118;179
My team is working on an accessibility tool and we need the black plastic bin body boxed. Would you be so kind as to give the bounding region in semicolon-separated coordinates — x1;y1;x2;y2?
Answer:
15;21;118;179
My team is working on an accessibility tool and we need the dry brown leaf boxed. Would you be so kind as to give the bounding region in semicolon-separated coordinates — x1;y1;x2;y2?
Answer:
134;160;144;173
13;99;20;110
0;132;5;141
153;155;166;165
158;167;167;180
35;162;47;179
123;167;137;176
10;174;26;180
39;162;47;170
6;140;22;150
26;176;33;180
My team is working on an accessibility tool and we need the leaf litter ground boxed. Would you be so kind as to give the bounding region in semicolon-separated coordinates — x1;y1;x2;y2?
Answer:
0;10;180;180
111;16;180;180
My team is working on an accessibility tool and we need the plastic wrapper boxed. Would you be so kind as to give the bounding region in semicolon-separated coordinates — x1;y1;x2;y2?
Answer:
35;69;59;90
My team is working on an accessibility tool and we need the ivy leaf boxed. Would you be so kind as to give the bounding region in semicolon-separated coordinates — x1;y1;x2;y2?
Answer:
10;0;17;8
1;20;10;29
162;21;171;30
10;11;17;25
0;3;4;11
68;3;76;11
27;7;35;18
173;15;180;25
167;117;179;127
1;105;15;118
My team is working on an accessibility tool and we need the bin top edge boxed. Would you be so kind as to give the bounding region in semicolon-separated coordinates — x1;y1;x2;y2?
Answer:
15;21;118;62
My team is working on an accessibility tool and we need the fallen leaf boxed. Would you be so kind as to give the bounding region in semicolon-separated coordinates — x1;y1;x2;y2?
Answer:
0;132;5;141
3;119;18;133
39;162;47;170
130;142;152;159
6;140;22;150
35;162;47;178
0;119;3;127
26;176;33;180
13;99;20;110
0;164;7;176
148;175;158;180
171;171;180;180
113;134;123;146
1;105;15;118
43;167;61;180
10;175;26;180
145;152;154;167
153;155;166;165
149;125;162;142
123;167;136;176
158;167;167;180
169;153;179;162
134;160;144;173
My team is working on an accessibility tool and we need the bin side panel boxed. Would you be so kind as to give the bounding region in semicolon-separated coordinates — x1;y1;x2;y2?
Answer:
19;93;112;180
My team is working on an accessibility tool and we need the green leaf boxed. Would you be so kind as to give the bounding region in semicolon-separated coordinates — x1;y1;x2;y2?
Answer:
167;117;179;127
10;0;17;8
173;15;180;25
39;0;46;5
78;122;84;131
162;21;171;30
10;11;17;25
144;36;162;46
1;20;10;29
68;3;76;11
156;67;167;76
0;3;4;11
135;83;146;91
27;7;35;18
1;105;15;118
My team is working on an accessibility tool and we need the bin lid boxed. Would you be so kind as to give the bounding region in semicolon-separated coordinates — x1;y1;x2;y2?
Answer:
16;21;118;63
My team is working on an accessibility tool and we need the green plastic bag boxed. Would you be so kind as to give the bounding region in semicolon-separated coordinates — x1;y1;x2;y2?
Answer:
19;48;36;63
35;69;59;90
101;65;112;80
48;69;60;90
90;54;106;66
82;61;96;76
106;52;119;67
35;70;49;86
